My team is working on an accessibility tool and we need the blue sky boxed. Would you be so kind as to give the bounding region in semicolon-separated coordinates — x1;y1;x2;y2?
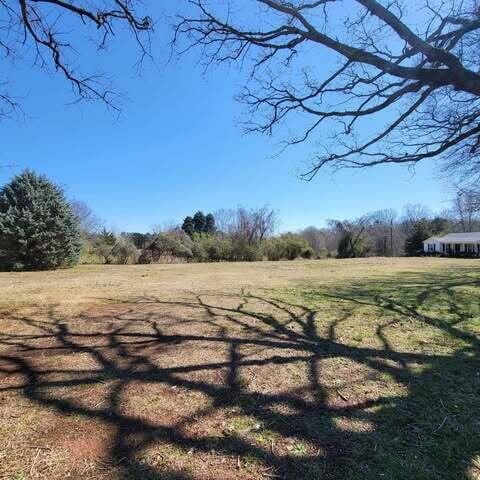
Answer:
0;2;453;233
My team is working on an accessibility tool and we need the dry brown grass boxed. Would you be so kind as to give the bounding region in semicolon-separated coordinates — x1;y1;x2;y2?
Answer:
0;258;479;479
0;257;469;310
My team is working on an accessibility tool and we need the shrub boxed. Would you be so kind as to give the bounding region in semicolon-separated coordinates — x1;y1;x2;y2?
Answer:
88;231;139;264
145;231;193;262
79;238;102;264
111;236;139;264
138;249;154;264
282;233;312;260
241;243;263;262
192;233;233;262
0;170;81;271
317;247;329;259
231;240;262;262
263;234;312;260
263;238;284;261
301;246;314;259
191;240;208;262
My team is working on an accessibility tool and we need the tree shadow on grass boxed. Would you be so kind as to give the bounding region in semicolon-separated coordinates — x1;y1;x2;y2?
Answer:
0;268;479;479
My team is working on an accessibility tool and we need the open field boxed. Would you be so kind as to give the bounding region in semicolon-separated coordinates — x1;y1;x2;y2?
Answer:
0;258;479;479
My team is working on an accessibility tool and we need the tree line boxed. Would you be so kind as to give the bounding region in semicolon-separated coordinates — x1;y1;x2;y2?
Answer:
1;170;479;271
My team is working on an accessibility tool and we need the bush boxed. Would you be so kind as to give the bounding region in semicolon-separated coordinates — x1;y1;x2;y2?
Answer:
88;231;139;264
111;236;139;264
0;170;81;271
191;234;233;262
263;238;284;261
317;247;329;259
191;240;208;262
138;249;154;264
301;246;314;259
79;237;102;264
263;234;312;260
241;243;263;262
283;233;312;260
231;240;262;262
145;231;193;262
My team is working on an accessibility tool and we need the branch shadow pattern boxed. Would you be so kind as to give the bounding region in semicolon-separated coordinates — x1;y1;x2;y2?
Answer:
0;269;479;479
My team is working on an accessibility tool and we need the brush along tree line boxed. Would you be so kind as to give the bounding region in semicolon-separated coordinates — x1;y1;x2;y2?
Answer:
1;170;479;270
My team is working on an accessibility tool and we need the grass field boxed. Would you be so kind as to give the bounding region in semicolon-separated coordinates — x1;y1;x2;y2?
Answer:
0;258;479;480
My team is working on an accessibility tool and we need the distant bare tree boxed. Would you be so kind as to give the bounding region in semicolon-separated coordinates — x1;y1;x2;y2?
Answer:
213;208;237;235
175;0;480;184
70;200;103;236
152;221;181;235
328;216;373;257
214;206;278;243
235;206;278;244
450;189;480;231
368;209;402;256
0;0;152;116
299;226;326;255
401;203;433;233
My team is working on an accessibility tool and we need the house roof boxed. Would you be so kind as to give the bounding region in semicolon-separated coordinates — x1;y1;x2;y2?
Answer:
423;236;441;243
436;232;480;243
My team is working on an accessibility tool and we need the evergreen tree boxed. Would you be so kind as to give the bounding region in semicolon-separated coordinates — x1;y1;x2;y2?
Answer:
0;170;81;271
92;228;117;264
405;221;432;256
182;216;195;237
205;213;216;234
430;216;449;235
193;211;206;233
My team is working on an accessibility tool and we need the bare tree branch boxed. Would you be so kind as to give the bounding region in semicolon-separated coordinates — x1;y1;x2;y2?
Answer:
0;0;152;114
174;0;480;184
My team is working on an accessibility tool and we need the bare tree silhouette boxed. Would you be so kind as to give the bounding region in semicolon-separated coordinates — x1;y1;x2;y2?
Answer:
0;269;479;478
0;0;152;115
174;0;480;184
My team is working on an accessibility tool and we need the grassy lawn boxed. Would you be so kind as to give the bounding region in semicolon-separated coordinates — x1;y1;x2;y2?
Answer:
0;258;479;479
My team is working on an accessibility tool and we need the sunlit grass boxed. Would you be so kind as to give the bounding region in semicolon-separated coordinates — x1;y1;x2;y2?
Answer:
0;258;479;479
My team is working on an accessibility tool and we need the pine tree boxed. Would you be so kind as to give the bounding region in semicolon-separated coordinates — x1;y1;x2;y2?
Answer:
0;170;82;271
193;211;206;233
205;213;216;234
182;216;195;237
405;221;431;256
92;228;117;264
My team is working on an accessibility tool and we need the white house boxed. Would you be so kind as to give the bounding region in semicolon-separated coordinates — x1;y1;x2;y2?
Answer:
423;232;480;256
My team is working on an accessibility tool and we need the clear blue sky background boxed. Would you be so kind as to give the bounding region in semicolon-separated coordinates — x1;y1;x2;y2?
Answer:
0;2;453;233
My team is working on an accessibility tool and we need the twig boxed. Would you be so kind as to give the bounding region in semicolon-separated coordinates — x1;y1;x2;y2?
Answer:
434;415;448;432
336;388;349;401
